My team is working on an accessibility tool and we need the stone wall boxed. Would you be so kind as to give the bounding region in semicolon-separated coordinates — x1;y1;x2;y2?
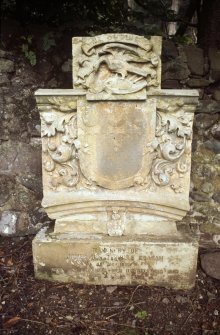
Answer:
0;38;219;248
162;41;220;249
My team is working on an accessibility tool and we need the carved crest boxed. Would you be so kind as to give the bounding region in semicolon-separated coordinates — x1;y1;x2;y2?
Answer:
72;34;161;96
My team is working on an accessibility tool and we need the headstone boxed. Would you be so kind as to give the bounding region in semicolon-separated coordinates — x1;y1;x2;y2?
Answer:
33;34;199;289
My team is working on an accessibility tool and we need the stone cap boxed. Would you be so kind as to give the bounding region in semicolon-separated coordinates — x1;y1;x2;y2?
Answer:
35;88;199;99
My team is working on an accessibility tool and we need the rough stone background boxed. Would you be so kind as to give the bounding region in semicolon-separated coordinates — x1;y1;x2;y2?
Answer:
0;30;220;249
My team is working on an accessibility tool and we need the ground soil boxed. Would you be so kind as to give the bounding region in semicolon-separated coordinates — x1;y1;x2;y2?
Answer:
0;236;220;335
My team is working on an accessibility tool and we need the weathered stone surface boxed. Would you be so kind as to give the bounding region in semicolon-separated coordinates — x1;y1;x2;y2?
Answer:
47;78;58;88
0;34;216;249
187;78;210;88
0;74;10;85
204;139;220;154
77;99;155;189
72;34;162;95
201;252;220;280
0;211;18;235
213;191;220;203
27;121;41;137
162;57;190;81
33;34;199;288
209;48;220;81
61;59;72;73
0;59;14;73
177;46;187;63
191;191;210;202
0;142;17;173
211;123;220;140
184;46;204;76
30;137;42;148
0;210;46;236
162;40;178;61
33;228;198;289
162;80;180;89
36;59;53;81
31;207;50;227
0;141;42;176
213;89;220;101
0;175;15;206
196;100;220;114
16;175;43;199
201;182;214;194
37;90;198;236
194;113;219;130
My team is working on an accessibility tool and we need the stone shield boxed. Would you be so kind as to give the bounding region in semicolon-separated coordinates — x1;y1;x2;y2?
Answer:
77;99;156;189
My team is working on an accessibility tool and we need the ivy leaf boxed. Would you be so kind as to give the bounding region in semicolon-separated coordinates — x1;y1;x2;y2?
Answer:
28;51;37;66
21;43;28;53
43;32;56;51
135;310;148;320
27;35;33;44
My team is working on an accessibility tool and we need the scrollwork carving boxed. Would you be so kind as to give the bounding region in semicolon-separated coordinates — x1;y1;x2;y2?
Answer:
40;99;80;190
150;100;194;193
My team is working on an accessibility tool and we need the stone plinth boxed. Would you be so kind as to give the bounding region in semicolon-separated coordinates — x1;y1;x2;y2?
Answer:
33;228;198;289
33;34;199;289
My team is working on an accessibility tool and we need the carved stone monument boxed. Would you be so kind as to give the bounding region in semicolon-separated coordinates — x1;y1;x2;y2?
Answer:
33;34;199;289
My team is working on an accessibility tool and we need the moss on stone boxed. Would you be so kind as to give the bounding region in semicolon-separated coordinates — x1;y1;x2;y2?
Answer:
200;223;220;234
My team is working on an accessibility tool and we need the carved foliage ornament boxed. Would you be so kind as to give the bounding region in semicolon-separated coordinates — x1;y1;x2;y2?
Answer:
39;96;193;193
150;99;193;193
73;37;160;95
39;97;80;189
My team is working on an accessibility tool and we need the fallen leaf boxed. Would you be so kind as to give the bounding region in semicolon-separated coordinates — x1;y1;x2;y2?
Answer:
0;250;4;256
6;258;14;266
65;315;74;321
3;316;21;328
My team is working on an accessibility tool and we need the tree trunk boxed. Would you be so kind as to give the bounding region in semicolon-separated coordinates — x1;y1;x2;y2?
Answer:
175;0;200;37
198;0;220;51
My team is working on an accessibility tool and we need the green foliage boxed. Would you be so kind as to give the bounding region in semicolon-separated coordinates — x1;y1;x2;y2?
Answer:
135;310;148;320
133;0;173;19
43;32;56;51
1;0;15;10
172;34;195;45
2;0;199;43
2;0;127;30
21;36;37;66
